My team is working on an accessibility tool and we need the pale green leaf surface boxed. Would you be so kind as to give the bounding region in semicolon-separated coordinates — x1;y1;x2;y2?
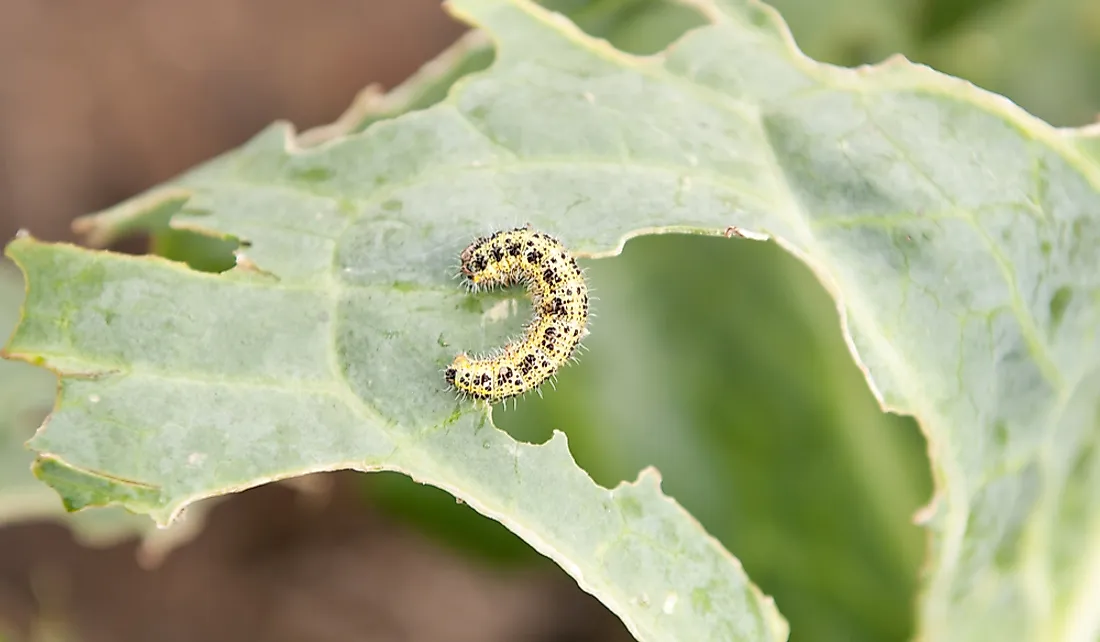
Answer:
0;261;152;542
5;0;1100;641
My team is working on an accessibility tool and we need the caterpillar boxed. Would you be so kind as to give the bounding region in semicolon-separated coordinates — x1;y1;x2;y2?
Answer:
445;227;590;404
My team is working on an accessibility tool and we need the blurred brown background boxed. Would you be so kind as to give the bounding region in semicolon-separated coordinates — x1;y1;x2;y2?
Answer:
0;0;464;244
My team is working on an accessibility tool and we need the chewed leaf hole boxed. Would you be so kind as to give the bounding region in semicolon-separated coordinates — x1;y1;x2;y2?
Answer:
149;227;240;274
494;233;934;642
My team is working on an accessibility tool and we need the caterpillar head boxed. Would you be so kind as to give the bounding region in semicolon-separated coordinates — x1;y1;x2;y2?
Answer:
459;239;489;282
445;353;472;387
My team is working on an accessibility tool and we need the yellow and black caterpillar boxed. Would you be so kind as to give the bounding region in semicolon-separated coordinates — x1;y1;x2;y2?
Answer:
445;228;590;403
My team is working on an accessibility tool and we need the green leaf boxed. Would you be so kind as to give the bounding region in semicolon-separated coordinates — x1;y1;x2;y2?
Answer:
0;260;153;542
5;1;1100;641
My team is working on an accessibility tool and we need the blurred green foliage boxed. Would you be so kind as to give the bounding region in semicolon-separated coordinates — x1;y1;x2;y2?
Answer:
766;0;1100;127
151;228;237;274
